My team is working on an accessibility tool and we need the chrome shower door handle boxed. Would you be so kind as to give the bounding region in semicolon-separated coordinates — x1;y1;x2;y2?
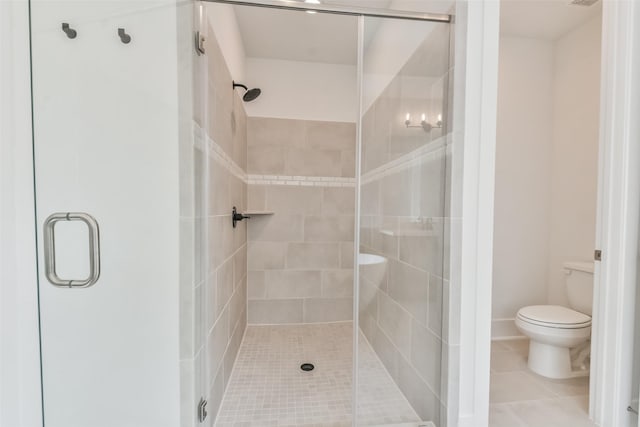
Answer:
43;212;101;288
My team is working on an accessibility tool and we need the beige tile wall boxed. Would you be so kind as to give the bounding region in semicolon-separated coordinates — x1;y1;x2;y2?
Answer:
246;117;356;324
247;117;355;178
358;58;449;424
182;21;248;427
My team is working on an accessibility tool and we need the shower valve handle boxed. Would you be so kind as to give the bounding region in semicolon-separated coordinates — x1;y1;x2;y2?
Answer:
232;207;250;228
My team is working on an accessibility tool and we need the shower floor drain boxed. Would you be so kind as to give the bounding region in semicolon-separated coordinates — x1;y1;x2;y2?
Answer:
300;363;315;372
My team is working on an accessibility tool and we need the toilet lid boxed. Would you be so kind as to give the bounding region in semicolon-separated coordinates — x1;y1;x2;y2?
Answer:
517;305;591;329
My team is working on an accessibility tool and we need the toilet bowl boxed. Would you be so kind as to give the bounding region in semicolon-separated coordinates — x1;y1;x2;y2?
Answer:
515;261;594;379
516;305;591;378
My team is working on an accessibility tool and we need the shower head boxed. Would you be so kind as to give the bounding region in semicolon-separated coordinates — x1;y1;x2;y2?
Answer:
243;87;262;102
232;81;262;102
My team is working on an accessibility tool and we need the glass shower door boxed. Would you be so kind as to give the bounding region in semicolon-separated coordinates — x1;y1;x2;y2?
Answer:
630;228;640;424
30;2;190;426
357;15;451;426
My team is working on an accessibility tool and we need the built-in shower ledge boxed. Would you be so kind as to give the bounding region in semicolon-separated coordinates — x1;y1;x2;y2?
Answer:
379;229;436;237
245;211;275;215
374;423;436;427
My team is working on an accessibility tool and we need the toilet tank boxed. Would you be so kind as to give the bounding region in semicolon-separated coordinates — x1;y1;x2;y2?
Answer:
564;261;595;315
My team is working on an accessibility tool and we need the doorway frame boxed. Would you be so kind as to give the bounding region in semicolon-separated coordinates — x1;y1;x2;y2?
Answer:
464;1;640;426
589;1;640;426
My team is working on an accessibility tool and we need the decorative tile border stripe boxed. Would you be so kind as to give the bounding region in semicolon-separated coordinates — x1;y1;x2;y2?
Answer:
193;122;248;183
194;120;444;188
360;134;451;185
193;122;355;187
248;174;356;187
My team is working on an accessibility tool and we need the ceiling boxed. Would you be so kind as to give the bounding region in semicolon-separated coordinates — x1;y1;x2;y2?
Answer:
500;0;601;40
401;24;450;78
322;0;392;10
233;4;359;65
232;0;453;65
232;0;600;66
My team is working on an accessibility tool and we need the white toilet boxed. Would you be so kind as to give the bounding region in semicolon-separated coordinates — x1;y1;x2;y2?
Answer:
515;261;594;379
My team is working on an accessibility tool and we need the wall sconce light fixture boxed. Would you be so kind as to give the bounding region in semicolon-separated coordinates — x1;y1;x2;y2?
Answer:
404;113;442;132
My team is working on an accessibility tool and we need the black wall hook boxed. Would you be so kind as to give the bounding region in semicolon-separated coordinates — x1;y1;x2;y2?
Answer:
118;28;131;44
61;23;77;39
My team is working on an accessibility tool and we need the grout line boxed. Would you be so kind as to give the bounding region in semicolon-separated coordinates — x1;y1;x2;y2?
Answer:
361;135;450;184
207;244;248;336
358;328;423;421
215;315;249;420
489;348;592;407
373;317;444;402
207;281;242;338
248;174;356;187
370;277;444;341
247;319;353;327
490;403;528;427
194;121;247;183
492;394;589;406
520;370;565;399
215;321;422;425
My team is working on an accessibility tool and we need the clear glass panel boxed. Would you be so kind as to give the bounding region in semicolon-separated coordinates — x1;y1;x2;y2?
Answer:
196;4;358;426
357;16;451;427
30;1;194;426
630;231;640;421
30;2;451;426
322;0;451;15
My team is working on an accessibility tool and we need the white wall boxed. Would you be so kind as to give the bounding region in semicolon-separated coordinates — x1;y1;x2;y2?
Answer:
244;57;357;122
492;14;601;337
492;36;554;337
389;0;453;14
204;2;448;124
204;3;246;82
361;0;452;112
0;1;43;426
547;15;601;306
203;4;358;123
363;17;444;112
452;1;501;424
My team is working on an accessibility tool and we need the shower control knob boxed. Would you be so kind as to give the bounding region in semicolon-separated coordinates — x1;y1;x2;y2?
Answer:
232;206;250;228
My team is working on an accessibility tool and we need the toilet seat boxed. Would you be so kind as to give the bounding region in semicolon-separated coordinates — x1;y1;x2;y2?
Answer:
517;305;591;329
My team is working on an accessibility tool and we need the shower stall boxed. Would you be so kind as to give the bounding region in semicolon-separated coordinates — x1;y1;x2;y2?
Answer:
28;0;454;426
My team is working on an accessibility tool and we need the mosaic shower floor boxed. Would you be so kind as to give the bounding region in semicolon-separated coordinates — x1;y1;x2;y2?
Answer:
214;321;422;427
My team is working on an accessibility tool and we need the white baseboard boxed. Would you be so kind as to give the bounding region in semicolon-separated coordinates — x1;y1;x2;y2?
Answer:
491;318;524;340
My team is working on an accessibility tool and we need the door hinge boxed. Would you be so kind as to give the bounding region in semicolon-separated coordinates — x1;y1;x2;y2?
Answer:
197;398;208;423
195;31;205;56
594;249;602;261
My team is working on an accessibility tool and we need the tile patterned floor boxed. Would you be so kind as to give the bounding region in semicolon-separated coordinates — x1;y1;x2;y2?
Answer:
214;322;422;427
489;339;596;427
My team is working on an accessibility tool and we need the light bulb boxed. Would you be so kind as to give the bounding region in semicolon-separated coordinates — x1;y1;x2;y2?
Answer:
421;113;426;122
437;114;442;122
405;113;411;121
305;0;320;13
